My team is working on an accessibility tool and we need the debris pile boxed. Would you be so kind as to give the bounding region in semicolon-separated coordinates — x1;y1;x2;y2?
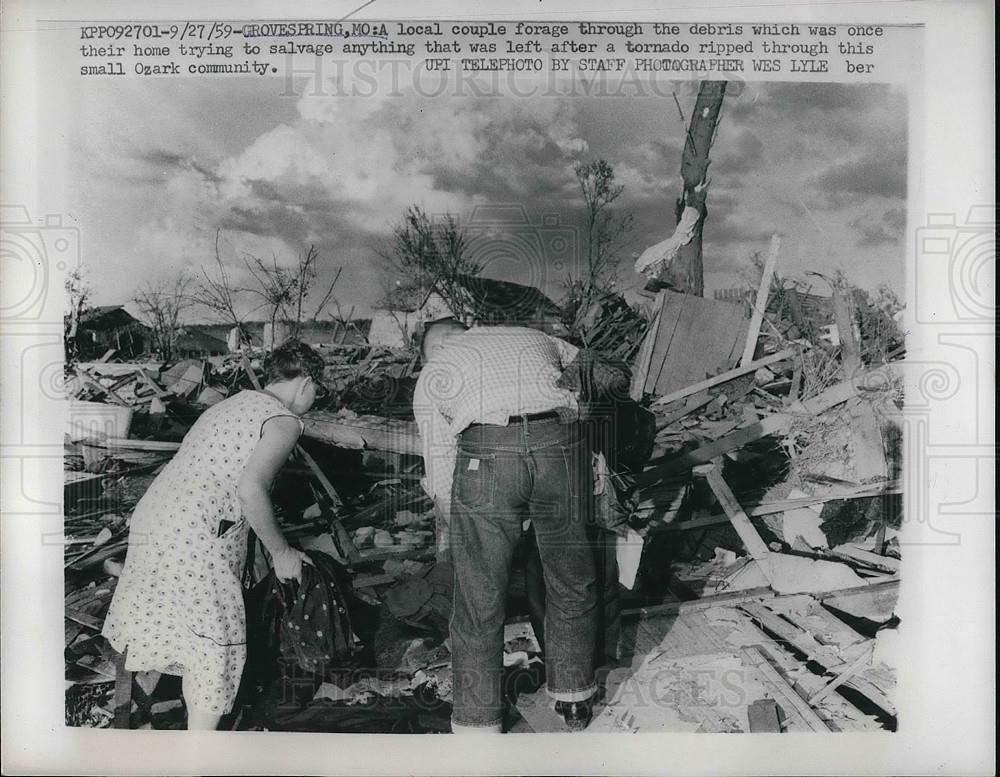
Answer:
64;249;905;731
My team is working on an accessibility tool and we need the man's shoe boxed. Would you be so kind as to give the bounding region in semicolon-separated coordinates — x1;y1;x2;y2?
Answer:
554;699;593;731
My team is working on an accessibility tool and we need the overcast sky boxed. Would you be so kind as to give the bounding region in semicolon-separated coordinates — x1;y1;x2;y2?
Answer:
69;76;907;321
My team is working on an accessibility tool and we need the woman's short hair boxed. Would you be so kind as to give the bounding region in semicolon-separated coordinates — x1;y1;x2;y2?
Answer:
263;339;326;385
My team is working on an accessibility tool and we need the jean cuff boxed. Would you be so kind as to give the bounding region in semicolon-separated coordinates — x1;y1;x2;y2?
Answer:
547;683;597;703
451;719;503;734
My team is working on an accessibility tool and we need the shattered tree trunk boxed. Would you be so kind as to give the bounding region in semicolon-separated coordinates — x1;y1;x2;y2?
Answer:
655;81;727;296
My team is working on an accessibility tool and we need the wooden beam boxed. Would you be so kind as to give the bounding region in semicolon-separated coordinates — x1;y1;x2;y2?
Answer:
78;370;131;406
808;643;875;705
651;480;902;526
629;291;664;400
654;390;713;432
696;460;772;566
302;413;422;456
739;645;831;731
112;649;133;729
740;235;781;366
739;602;896;716
651;347;795;408
638;412;791;488
65;609;104;631
739;602;846;669
829;545;900;574
621;586;775;620
831;285;861;375
637;362;900;488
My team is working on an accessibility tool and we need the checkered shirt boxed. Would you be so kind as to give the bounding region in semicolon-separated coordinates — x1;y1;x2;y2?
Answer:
412;326;580;507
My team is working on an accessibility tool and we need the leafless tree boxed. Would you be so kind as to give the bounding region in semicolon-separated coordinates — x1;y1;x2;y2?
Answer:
190;231;341;347
241;244;341;339
190;230;248;343
378;205;481;323
133;274;195;361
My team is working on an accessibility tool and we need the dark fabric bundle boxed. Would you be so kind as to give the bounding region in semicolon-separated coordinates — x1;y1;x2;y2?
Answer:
556;347;632;410
260;550;357;676
384;561;453;632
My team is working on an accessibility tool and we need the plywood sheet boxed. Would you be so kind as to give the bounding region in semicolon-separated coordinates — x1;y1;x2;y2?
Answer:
644;290;750;397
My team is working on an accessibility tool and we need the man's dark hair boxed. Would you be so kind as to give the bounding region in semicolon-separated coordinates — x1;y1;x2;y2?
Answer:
263;339;326;385
419;318;468;361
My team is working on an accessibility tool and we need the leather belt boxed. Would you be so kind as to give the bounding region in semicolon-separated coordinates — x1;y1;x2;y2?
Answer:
508;411;560;423
466;411;560;430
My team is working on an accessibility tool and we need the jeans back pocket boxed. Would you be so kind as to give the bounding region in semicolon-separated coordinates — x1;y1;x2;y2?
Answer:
454;450;497;508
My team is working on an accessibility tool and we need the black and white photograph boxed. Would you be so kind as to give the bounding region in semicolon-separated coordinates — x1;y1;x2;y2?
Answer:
0;1;994;774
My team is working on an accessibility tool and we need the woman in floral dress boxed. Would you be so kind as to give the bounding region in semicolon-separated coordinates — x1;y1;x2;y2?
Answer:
103;340;326;730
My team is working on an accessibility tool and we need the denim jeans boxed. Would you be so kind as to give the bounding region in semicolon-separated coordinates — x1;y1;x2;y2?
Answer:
449;416;597;731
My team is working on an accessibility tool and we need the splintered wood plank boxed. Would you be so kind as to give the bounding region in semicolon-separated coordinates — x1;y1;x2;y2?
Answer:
820;579;899;622
738;602;846;669
808;644;875;705
113;650;133;729
630;296;663;400
646;291;750;397
740;235;780;366
637;363;901;488
644;292;686;395
652;348;796;409
741;601;896;717
302;412;421;456
846;400;888;481
739;645;831;731
698;460;772;565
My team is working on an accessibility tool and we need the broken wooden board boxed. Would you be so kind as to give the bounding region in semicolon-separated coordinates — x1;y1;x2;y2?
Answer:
740;235;781;366
846;400;888;481
820;579;899;622
739;645;831;731
639;290;750;398
647;480;902;528
637;362;901;488
697;459;772;565
615;599;886;732
739;600;894;717
830;544;900;574
303;411;421;456
651;348;795;409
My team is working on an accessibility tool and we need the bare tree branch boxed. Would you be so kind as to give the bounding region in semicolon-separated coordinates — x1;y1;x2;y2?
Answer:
134;274;195;361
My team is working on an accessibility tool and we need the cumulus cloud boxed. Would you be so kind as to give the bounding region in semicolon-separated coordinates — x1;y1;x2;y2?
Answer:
71;77;908;312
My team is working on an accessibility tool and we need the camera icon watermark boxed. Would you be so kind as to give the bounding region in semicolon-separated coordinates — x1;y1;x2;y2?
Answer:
0;205;81;323
912;206;995;324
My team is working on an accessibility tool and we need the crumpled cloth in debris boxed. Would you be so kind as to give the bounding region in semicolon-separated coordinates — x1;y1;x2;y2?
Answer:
259;550;357;676
634;206;701;277
384;561;453;628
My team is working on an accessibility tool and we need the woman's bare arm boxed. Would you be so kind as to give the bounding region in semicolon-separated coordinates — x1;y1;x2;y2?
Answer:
236;415;308;581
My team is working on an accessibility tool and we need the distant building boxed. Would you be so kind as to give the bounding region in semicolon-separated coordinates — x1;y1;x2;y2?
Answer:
368;275;565;348
184;320;372;350
69;305;148;360
173;328;229;358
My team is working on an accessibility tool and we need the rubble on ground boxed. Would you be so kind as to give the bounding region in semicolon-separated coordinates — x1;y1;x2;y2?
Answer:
64;261;904;732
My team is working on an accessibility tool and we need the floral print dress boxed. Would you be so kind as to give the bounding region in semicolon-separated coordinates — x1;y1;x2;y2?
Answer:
102;390;301;715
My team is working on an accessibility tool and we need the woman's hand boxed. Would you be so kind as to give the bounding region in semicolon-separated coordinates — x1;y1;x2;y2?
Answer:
272;546;311;583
